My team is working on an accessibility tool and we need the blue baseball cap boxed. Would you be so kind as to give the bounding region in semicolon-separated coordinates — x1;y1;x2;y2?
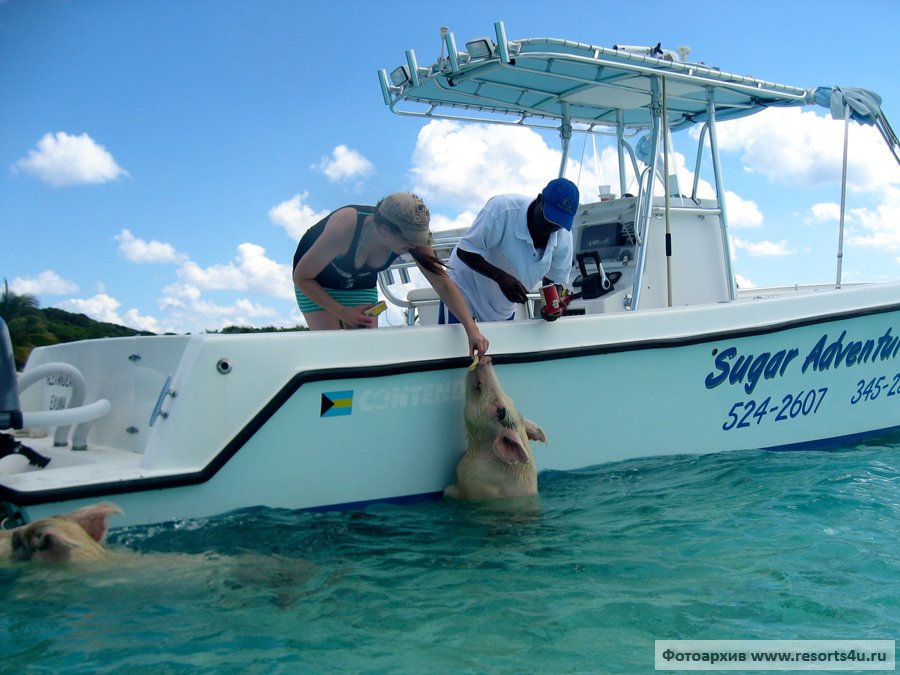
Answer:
541;178;579;230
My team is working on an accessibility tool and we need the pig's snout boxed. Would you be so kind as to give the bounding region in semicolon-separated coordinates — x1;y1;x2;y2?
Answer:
467;354;495;393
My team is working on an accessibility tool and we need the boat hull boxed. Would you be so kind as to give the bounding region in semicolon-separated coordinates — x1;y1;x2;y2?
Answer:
3;283;900;527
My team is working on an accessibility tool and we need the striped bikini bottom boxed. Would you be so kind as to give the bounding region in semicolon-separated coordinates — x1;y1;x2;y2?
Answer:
294;286;377;313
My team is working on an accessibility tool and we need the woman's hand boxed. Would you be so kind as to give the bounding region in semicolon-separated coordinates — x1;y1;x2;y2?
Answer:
466;326;489;356
338;305;376;329
415;249;489;356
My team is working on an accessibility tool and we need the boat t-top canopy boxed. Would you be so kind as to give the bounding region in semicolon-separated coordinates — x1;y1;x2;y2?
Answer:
379;21;899;299
379;21;899;164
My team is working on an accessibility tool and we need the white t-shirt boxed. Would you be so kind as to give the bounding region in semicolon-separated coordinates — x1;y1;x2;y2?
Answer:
448;193;573;322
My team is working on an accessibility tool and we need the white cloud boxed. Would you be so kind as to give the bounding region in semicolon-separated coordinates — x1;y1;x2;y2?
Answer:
724;191;763;228
732;236;794;257
735;274;755;289
120;308;168;334
845;187;900;249
55;293;123;323
13;132;127;187
18;234;300;335
8;270;79;296
805;202;842;224
159;283;285;332
714;108;900;191
698;107;900;260
803;188;900;250
315;145;374;182
411;120;577;211
178;243;293;299
115;229;187;264
52;287;284;335
428;210;478;233
268;192;330;240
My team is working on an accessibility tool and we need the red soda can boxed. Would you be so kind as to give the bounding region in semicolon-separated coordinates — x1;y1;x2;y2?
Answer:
540;283;562;318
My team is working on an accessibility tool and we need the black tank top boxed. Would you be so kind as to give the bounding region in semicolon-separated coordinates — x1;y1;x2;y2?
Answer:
293;205;399;290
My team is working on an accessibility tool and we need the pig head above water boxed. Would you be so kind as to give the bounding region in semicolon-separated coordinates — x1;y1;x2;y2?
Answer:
0;501;122;563
444;356;547;501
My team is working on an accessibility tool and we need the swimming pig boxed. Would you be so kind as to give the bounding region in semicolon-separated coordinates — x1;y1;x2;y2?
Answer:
444;355;547;500
0;502;315;608
0;501;122;563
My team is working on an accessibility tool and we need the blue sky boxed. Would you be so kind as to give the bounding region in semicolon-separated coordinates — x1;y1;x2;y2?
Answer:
2;0;899;334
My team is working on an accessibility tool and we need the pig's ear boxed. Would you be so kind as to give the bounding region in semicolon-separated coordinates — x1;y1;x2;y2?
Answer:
66;502;123;543
493;429;530;465
523;419;547;443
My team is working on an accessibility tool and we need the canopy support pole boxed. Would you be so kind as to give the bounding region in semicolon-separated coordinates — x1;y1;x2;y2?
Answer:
616;109;627;196
631;78;664;311
705;87;737;301
558;103;573;178
663;78;674;307
691;124;709;200
836;103;850;289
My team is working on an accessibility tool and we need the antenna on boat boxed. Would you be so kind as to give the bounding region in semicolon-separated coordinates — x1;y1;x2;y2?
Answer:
438;26;464;75
440;26;449;57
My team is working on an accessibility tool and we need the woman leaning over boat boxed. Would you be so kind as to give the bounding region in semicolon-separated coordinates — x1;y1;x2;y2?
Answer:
292;192;489;356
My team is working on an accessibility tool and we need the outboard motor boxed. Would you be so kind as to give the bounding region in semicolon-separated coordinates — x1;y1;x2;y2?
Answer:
0;318;50;469
0;318;22;431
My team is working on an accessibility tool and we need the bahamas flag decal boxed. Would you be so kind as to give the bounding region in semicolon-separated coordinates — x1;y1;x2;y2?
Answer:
320;390;353;417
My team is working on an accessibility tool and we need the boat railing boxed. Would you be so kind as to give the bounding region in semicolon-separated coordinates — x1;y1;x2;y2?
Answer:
377;229;463;325
629;166;653;310
15;362;108;450
377;229;539;325
379;188;729;325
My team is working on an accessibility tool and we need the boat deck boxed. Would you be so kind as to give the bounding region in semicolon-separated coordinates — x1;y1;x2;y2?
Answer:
2;432;180;493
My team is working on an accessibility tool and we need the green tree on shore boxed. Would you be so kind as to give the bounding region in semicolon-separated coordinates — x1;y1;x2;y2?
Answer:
1;281;57;368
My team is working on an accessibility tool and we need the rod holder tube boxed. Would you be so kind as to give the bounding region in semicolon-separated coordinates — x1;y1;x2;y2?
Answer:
494;21;510;63
405;49;420;87
378;69;392;105
444;31;460;72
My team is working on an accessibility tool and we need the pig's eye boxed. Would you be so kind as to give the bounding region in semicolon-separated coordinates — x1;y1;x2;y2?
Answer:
35;534;53;551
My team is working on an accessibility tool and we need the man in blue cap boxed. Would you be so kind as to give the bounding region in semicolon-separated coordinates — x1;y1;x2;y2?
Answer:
441;178;578;323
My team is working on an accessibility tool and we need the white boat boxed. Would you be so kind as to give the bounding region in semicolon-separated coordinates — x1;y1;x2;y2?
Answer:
3;22;900;529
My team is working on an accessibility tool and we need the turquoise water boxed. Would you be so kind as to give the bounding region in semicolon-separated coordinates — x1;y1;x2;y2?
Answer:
2;439;898;673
